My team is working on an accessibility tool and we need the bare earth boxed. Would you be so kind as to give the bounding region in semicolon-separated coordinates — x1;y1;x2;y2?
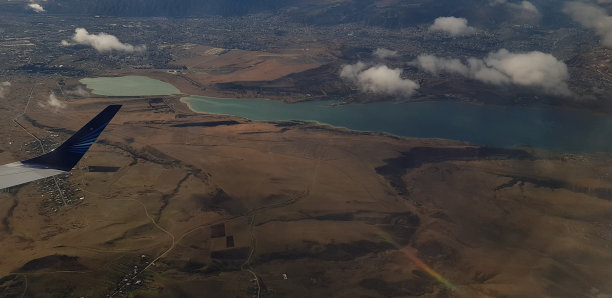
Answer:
0;79;611;297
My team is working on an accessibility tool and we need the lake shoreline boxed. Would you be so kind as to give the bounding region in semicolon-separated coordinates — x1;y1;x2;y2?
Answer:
180;95;612;154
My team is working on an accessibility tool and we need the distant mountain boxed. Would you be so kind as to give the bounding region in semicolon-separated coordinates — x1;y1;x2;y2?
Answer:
43;0;295;17
288;0;571;28
15;0;571;28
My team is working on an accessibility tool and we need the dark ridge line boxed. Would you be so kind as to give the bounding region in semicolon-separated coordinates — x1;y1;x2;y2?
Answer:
171;120;240;127
254;240;395;264
2;199;18;232
155;173;192;223
495;175;571;191
97;140;177;167
98;140;210;184
22;114;75;136
494;177;524;191
273;121;304;127
254;210;420;227
88;166;121;173
103;223;154;246
103;231;129;246
239;128;289;135
94;140;139;167
375;146;535;195
494;175;612;201
18;254;86;272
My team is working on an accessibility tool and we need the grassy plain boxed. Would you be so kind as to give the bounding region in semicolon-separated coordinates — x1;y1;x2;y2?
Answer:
0;77;611;297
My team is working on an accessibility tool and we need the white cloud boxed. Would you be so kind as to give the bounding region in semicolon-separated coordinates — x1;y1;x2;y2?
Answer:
417;55;471;76
340;62;419;96
341;62;367;80
65;86;89;97
27;3;45;13
563;1;612;48
415;49;571;96
490;0;540;13
519;1;539;13
62;28;146;53
373;48;398;59
429;17;476;36
0;82;11;99
39;93;66;111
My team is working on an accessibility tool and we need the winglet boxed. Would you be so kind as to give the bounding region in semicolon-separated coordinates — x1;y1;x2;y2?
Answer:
23;105;122;171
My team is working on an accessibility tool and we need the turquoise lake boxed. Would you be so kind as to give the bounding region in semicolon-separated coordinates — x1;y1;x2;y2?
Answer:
181;95;612;153
80;76;180;96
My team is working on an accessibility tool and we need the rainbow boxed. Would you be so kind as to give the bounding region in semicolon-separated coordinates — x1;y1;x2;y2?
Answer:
401;250;458;291
378;232;458;291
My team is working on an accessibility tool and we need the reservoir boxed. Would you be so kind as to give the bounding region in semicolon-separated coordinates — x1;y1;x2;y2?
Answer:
182;96;612;153
80;76;180;96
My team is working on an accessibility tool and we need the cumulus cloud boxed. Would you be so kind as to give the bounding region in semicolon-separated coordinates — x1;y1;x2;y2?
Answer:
340;62;419;96
0;82;11;99
563;1;612;48
39;93;66;111
429;17;476;36
519;1;539;13
27;3;45;13
65;86;90;97
373;48;398;59
62;28;146;53
490;0;540;13
415;49;571;96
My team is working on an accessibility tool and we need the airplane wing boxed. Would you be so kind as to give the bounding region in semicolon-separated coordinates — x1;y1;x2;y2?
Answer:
0;105;122;190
